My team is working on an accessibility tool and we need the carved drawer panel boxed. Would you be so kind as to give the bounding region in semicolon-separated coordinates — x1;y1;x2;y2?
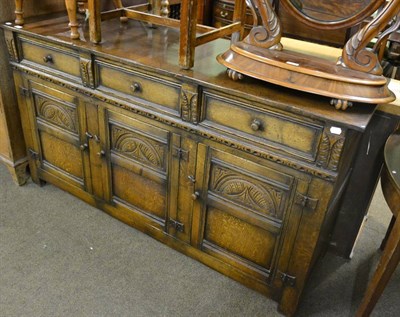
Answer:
97;60;181;117
19;36;81;80
201;90;323;161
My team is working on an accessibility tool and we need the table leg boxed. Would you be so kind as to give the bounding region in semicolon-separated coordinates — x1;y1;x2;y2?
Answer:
14;0;24;25
88;0;101;43
112;0;128;22
356;215;400;317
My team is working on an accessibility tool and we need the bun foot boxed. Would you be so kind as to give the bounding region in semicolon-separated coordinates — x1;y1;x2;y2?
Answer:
227;68;244;81
330;99;353;111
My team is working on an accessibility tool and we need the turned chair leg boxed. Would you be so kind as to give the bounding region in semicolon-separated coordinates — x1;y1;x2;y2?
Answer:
14;0;24;25
112;0;128;22
65;0;80;39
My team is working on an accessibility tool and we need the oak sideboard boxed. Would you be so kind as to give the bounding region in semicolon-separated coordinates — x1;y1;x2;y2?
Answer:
2;13;378;316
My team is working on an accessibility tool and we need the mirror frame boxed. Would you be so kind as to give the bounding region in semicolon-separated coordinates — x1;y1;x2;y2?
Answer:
280;0;386;29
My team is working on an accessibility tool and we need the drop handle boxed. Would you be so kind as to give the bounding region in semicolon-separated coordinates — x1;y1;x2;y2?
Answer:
97;150;106;157
43;55;53;63
251;119;262;131
220;11;228;18
191;191;200;201
130;82;142;93
80;143;88;151
188;175;196;183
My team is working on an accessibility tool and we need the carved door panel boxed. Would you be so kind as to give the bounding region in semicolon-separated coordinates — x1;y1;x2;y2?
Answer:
17;76;92;191
98;107;192;236
191;142;310;285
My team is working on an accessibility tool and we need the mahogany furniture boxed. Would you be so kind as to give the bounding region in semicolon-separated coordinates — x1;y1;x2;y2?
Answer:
218;0;399;109
356;130;400;317
212;0;355;46
2;13;380;315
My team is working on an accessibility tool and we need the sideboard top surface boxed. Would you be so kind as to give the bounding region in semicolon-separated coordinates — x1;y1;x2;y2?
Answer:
2;13;377;130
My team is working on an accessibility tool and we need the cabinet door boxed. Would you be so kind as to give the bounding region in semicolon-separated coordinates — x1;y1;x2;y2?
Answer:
17;76;91;191
191;143;308;285
98;107;194;239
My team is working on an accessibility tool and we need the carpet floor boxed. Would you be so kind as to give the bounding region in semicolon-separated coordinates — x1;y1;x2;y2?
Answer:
0;163;399;316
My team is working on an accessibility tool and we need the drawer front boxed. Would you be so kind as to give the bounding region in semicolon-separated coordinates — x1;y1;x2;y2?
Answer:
97;61;181;116
201;91;323;160
19;37;81;80
213;0;253;25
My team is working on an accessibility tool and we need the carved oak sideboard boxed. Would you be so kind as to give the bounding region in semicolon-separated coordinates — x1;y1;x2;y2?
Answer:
2;14;377;316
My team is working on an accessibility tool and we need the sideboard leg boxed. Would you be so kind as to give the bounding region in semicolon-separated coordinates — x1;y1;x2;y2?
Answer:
4;160;29;186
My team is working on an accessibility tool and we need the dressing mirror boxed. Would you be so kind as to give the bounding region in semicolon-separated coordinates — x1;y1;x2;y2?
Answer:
218;0;400;110
282;0;385;28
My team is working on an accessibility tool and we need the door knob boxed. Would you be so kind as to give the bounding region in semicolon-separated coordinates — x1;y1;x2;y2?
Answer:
97;150;105;157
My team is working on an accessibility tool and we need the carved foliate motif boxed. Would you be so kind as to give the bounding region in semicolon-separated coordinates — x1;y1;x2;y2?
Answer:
316;129;345;171
180;87;199;124
111;126;165;170
80;59;95;88
210;165;284;218
36;96;77;132
5;38;18;61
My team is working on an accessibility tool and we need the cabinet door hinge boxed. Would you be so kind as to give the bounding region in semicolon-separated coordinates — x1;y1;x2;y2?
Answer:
278;271;296;287
172;147;188;161
19;86;30;97
28;148;39;159
295;193;318;211
169;219;184;232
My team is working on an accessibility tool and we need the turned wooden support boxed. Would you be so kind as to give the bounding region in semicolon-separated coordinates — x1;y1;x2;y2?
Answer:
14;0;24;25
88;0;101;43
160;0;170;17
112;0;128;22
65;0;80;39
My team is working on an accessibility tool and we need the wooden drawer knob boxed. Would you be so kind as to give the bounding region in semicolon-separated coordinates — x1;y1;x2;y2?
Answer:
251;119;262;131
130;82;142;93
43;55;53;63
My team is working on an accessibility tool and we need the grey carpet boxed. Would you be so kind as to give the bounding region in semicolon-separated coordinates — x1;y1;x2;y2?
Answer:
0;162;399;317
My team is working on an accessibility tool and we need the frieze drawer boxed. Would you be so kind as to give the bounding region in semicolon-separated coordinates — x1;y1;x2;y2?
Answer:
96;60;181;117
201;90;324;161
19;36;81;81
